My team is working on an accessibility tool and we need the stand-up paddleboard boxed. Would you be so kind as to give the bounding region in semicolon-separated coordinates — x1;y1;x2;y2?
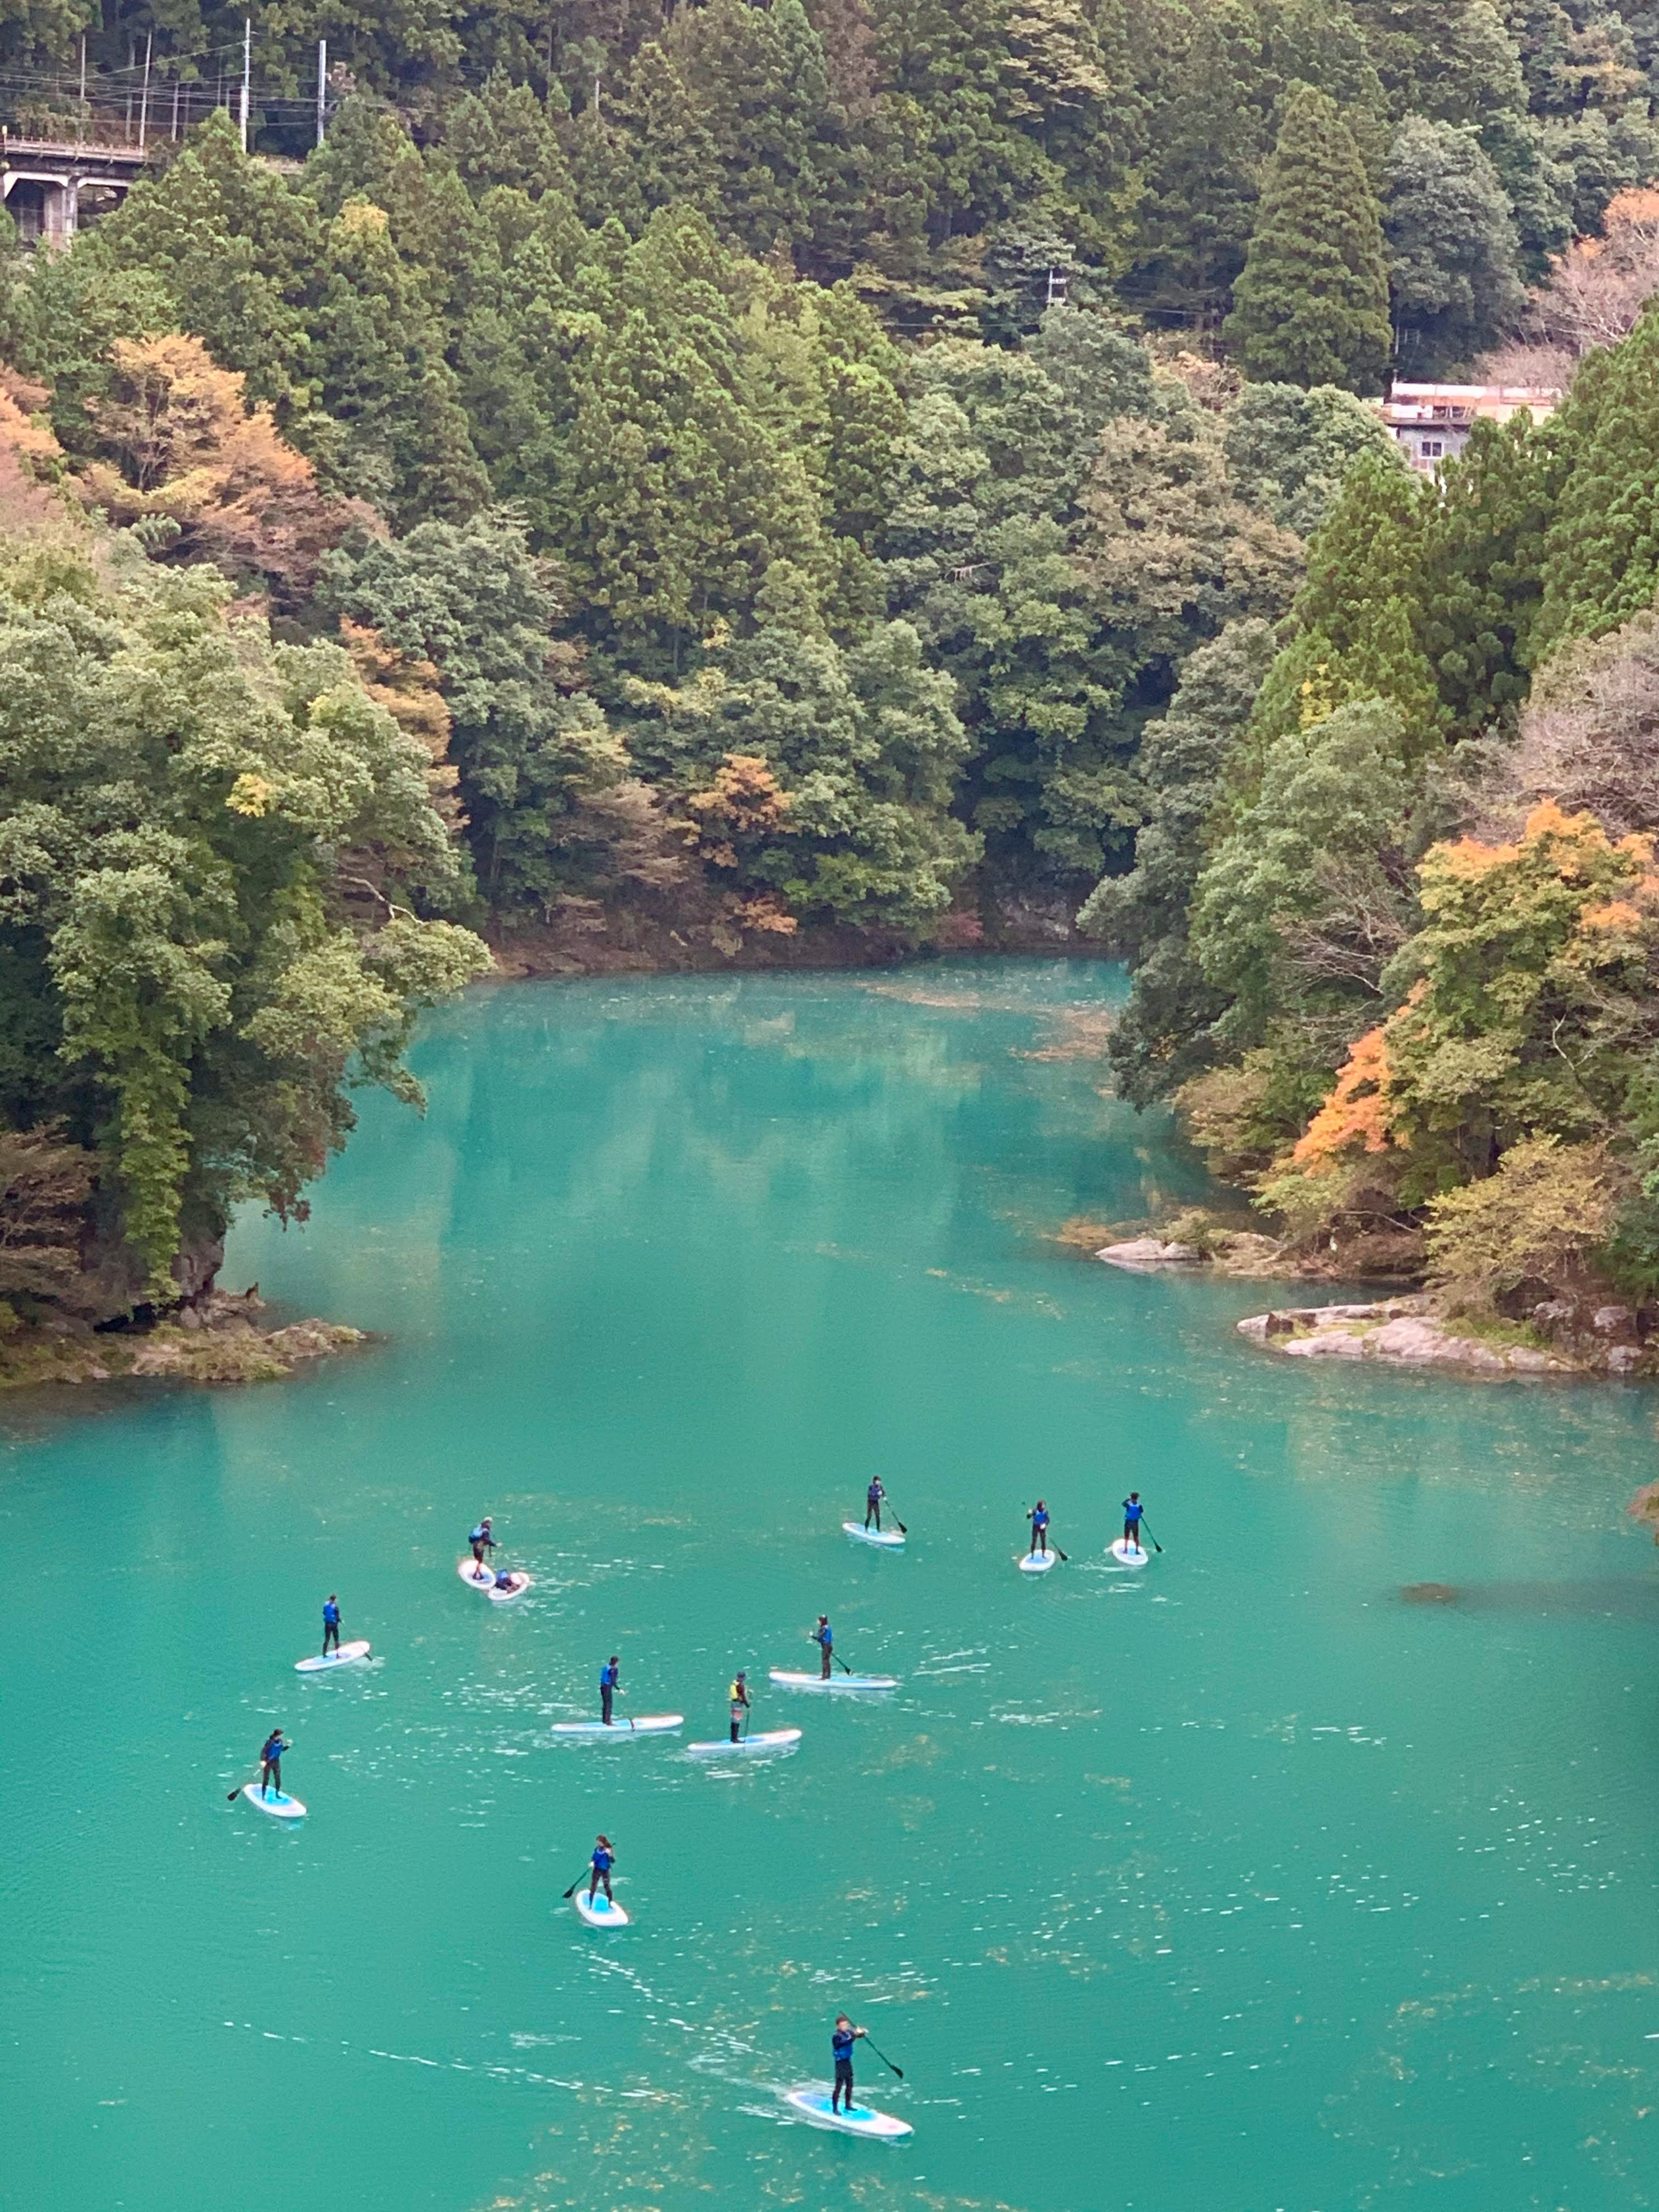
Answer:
769;1669;899;1692
295;1640;372;1673
1019;1549;1058;1575
240;1783;305;1820
1109;1538;1150;1568
486;1572;531;1602
457;1557;496;1590
842;1521;905;1551
549;1715;683;1738
572;1888;630;1928
784;2088;912;2140
686;1729;802;1758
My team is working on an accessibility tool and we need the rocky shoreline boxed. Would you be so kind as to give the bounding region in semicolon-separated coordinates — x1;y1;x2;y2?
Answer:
1232;1295;1653;1377
1094;1234;1656;1378
0;1286;368;1395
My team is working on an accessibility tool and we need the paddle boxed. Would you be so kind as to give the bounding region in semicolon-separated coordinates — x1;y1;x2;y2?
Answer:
834;1651;856;1676
1136;1516;1163;1555
862;2034;904;2080
561;1864;595;1901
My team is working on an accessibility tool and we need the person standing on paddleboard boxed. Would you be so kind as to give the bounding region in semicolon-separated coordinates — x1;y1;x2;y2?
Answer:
1122;1492;1145;1554
831;2014;868;2113
469;1517;495;1570
729;1669;750;1743
321;1594;341;1657
600;1655;620;1726
1027;1500;1051;1557
864;1477;885;1532
588;1834;615;1905
813;1615;834;1681
259;1729;289;1800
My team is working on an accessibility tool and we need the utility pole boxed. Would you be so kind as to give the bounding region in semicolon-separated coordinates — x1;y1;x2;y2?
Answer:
138;31;152;152
316;37;326;144
239;16;250;151
77;35;86;144
172;75;181;139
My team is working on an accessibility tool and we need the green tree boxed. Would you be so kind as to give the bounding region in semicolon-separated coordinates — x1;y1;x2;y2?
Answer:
319;510;653;915
1535;302;1659;657
1383;116;1524;375
1220;378;1399;535
1080;617;1280;1103
0;534;488;1302
1222;83;1392;394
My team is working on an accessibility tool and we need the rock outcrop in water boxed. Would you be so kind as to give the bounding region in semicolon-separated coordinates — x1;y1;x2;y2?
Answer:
1235;1295;1653;1376
0;1286;367;1393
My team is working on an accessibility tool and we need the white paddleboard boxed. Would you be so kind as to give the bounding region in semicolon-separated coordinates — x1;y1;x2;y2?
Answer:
686;1729;802;1757
769;1669;899;1691
1109;1538;1150;1568
1019;1549;1058;1574
457;1557;496;1589
241;1784;305;1820
486;1572;531;1602
785;2088;912;2140
572;1888;629;1928
549;1715;684;1738
294;1640;371;1673
842;1521;905;1550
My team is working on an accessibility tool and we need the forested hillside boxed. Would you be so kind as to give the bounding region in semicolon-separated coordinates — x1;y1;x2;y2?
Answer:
5;0;1659;1325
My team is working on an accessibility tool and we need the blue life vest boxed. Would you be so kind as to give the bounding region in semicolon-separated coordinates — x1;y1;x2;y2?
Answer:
832;2027;855;2063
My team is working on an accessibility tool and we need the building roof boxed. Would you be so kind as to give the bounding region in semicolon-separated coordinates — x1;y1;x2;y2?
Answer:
1377;383;1560;429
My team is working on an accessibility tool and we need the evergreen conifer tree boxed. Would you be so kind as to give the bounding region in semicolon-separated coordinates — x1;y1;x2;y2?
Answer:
1534;303;1659;656
1222;82;1392;393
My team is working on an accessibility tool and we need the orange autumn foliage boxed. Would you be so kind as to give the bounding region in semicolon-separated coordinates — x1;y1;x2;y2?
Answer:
684;753;792;870
1292;1026;1399;1166
339;618;463;833
77;334;374;607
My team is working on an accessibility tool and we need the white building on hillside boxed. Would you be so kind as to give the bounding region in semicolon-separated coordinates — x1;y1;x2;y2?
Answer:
1376;383;1561;472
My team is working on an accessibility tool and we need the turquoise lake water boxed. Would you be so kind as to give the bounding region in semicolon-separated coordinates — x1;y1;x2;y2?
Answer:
5;959;1659;2211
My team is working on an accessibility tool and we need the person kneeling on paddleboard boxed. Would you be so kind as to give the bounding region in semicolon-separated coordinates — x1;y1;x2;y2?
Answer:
588;1834;615;1904
469;1517;494;1570
1122;1493;1144;1554
494;1568;516;1591
321;1594;340;1656
864;1477;885;1532
259;1729;289;1800
600;1655;620;1726
813;1615;833;1681
729;1669;750;1743
831;2014;867;2113
1027;1500;1050;1557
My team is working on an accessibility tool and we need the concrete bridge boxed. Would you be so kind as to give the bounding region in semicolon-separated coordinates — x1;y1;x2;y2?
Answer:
0;135;152;244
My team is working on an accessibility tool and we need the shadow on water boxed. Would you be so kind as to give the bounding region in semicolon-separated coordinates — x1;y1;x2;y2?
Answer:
1400;1576;1659;1619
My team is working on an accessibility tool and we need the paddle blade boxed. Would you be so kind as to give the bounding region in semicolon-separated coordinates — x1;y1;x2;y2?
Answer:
893;1519;908;1535
226;1787;242;1802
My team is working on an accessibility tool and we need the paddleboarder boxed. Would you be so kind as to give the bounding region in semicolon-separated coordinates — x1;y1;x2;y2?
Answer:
813;1615;833;1681
469;1517;495;1570
588;1834;615;1905
259;1728;289;1800
1122;1492;1145;1554
729;1668;750;1743
864;1477;885;1533
831;2013;868;2114
600;1654;620;1726
321;1594;340;1656
1027;1499;1051;1558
